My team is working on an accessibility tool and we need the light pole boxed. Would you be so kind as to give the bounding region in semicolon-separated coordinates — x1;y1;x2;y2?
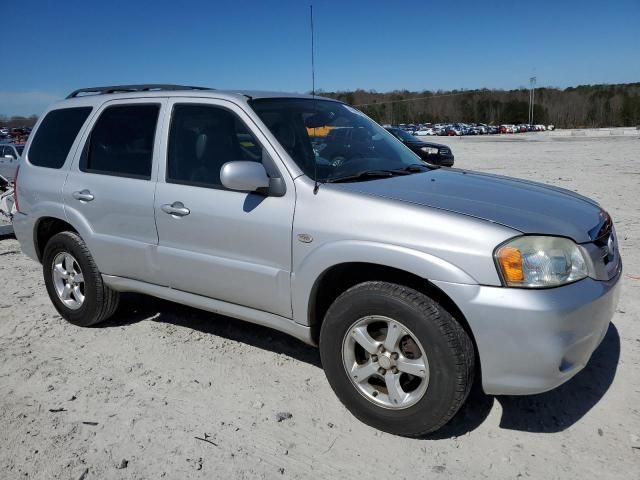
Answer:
529;76;537;125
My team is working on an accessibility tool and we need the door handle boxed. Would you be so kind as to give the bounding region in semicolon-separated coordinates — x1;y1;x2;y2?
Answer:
161;201;190;217
72;189;94;202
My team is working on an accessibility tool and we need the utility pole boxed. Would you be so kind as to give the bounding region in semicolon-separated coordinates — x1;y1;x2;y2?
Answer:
529;76;537;125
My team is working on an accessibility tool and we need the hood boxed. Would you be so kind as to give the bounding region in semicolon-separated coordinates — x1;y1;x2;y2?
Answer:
332;168;603;243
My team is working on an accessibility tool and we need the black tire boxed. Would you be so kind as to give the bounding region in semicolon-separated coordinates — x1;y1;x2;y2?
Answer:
319;281;474;436
42;231;119;327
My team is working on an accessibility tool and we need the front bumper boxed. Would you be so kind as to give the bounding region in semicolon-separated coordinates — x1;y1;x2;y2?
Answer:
433;155;454;167
421;152;454;167
433;268;622;395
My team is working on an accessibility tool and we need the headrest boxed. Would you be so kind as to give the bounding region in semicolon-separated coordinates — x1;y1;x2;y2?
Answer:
196;133;207;159
273;122;296;150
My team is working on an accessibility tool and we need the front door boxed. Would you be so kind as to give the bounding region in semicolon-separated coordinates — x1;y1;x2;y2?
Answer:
154;99;295;318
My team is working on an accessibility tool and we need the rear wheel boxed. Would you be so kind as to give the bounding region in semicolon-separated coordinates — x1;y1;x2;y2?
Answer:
43;231;119;326
319;281;474;436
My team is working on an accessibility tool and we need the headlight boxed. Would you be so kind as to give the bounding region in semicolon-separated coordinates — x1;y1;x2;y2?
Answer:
420;146;439;155
495;236;589;288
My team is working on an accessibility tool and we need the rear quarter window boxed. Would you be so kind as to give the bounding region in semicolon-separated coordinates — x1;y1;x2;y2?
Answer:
28;107;93;169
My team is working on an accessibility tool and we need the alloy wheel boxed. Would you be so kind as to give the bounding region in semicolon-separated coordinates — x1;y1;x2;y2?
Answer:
51;252;85;310
342;315;429;409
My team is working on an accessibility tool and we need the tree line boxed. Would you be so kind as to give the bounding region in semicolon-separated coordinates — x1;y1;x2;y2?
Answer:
0;115;39;128
320;82;640;128
2;82;639;129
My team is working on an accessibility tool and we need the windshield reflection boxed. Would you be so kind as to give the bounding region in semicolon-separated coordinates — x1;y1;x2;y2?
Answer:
250;98;426;182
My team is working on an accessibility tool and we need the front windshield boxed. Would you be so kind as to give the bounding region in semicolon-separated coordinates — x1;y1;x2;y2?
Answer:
391;128;417;142
15;146;24;156
250;98;425;182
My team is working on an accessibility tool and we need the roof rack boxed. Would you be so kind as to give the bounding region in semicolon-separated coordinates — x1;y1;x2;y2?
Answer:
66;84;212;99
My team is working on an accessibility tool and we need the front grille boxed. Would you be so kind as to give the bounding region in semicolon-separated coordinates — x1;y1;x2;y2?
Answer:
597;231;616;266
584;213;620;280
439;148;450;155
591;212;615;265
589;210;612;242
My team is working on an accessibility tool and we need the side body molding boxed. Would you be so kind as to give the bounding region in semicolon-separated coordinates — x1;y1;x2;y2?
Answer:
291;240;477;326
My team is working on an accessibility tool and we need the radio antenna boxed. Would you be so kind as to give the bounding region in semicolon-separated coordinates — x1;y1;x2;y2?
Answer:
310;4;320;194
310;4;316;98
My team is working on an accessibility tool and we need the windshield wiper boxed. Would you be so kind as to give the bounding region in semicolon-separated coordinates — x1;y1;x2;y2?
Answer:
395;163;439;173
325;169;411;183
398;163;431;173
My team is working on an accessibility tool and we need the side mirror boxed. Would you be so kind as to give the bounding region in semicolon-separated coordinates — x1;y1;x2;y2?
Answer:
220;161;272;194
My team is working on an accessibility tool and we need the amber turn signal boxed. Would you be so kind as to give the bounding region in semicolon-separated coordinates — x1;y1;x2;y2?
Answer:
496;246;524;283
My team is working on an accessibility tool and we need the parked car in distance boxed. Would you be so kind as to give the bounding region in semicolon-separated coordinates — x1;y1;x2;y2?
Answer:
414;127;436;136
385;127;454;166
13;84;621;436
0;143;23;180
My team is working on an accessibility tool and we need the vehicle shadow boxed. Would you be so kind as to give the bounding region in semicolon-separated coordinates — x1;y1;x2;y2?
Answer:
101;294;620;438
101;293;322;368
427;322;620;439
496;322;620;433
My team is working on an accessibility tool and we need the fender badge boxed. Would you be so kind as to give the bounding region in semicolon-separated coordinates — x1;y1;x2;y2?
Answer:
297;233;313;243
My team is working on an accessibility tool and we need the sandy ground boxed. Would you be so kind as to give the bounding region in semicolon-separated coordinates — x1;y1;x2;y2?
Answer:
1;132;639;479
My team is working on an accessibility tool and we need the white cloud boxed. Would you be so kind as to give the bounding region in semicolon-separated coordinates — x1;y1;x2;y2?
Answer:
0;90;64;117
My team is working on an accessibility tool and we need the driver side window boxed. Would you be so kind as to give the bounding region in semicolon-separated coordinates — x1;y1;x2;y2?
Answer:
167;104;262;189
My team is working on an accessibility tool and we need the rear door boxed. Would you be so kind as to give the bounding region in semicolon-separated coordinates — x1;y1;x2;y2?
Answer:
63;98;166;282
153;98;295;317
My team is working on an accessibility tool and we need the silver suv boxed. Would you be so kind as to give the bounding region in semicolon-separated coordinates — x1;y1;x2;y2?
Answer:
13;85;621;436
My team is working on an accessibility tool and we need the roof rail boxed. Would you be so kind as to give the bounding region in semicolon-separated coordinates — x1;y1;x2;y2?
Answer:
66;84;212;99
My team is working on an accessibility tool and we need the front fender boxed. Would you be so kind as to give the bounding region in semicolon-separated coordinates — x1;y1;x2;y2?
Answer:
291;240;477;326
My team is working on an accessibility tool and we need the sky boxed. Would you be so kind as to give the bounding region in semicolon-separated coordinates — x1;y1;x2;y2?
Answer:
2;0;639;116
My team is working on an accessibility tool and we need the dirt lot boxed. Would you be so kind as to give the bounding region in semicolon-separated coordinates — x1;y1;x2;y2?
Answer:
1;132;639;479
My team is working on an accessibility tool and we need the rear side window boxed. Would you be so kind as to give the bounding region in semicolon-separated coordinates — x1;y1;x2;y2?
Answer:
81;104;159;179
28;107;92;168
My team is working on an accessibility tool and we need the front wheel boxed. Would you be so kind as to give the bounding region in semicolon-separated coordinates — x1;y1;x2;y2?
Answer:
319;281;474;436
42;231;119;327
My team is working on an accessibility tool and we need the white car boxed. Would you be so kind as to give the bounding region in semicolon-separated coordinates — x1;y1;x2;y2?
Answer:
0;144;23;180
414;128;435;136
